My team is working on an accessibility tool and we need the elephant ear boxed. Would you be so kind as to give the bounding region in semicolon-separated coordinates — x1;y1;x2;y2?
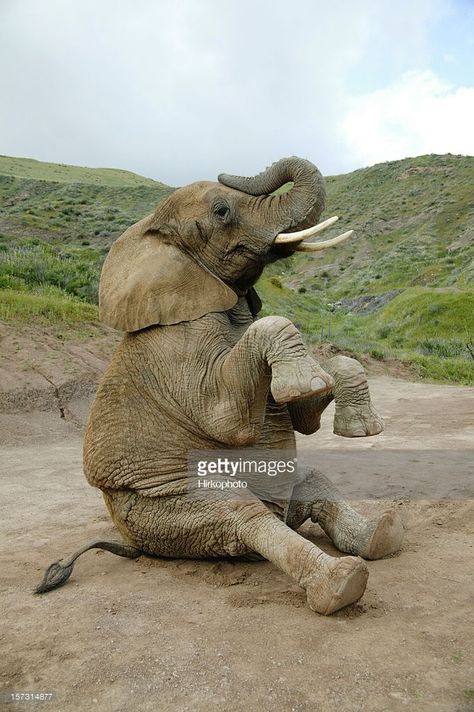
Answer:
99;215;238;331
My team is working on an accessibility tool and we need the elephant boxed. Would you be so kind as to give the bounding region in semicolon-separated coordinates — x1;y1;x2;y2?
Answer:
36;156;403;614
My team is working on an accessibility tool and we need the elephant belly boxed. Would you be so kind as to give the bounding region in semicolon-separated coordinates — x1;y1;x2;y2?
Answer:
83;329;296;500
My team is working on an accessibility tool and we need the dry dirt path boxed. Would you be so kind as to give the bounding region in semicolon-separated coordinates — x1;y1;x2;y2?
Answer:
1;377;473;712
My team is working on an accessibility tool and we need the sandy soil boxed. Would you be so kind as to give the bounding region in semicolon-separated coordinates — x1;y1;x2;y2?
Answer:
1;374;473;712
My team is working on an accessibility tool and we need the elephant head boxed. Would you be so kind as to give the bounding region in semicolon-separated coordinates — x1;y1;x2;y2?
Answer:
99;156;353;332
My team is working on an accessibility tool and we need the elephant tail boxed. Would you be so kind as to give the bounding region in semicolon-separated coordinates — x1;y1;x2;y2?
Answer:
34;540;142;594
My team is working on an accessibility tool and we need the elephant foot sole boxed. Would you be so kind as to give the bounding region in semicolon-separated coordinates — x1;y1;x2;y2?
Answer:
271;356;334;404
361;510;404;560
304;555;369;615
333;404;384;438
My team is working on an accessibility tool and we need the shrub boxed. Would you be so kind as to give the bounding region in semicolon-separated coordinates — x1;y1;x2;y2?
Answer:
0;238;104;303
370;348;385;360
377;325;391;339
418;338;466;359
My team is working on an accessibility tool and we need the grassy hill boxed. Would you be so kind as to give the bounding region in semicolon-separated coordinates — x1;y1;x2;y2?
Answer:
0;155;173;245
259;153;474;383
0;153;473;384
0;155;163;187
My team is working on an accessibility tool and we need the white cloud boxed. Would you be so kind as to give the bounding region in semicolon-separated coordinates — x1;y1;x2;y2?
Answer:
341;70;474;168
0;0;464;183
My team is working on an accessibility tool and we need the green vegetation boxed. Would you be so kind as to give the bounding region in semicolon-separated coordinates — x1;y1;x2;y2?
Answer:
258;153;474;384
336;288;474;385
0;234;105;302
263;154;473;294
258;280;474;385
0;155;165;187
0;153;473;383
0;156;173;245
0;286;97;325
0;156;174;329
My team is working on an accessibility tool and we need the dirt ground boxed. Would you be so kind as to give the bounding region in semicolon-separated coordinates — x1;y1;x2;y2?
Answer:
1;368;473;711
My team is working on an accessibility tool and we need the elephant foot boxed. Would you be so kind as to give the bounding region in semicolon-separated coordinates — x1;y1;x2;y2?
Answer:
358;510;405;560
271;356;334;404
333;402;384;438
315;502;404;561
301;552;369;615
325;355;383;437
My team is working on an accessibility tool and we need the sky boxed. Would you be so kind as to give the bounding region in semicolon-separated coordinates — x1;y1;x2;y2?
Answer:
0;0;473;185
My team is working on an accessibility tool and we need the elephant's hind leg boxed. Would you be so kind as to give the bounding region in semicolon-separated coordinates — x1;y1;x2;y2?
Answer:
236;501;369;614
287;469;404;560
104;487;368;615
315;502;404;560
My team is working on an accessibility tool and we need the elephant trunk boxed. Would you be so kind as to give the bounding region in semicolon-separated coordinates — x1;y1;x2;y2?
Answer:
218;156;326;232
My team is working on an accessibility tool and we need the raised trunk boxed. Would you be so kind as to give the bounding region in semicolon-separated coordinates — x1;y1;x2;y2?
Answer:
218;156;325;233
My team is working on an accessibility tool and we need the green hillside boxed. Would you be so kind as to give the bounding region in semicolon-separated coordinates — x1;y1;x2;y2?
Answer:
259;153;474;384
0;155;173;245
0;155;164;187
0;153;472;384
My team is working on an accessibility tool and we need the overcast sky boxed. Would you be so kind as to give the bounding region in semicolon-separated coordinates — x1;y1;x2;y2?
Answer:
1;0;473;184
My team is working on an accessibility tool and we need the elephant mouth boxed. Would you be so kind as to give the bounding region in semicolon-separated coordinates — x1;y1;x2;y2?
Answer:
272;215;354;253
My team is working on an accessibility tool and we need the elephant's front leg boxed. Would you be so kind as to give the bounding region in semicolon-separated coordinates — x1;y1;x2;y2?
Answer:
203;316;334;444
327;355;383;437
286;469;404;560
289;355;384;438
257;316;335;405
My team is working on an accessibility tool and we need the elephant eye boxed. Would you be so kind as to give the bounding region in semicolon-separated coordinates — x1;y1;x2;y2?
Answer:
214;204;230;218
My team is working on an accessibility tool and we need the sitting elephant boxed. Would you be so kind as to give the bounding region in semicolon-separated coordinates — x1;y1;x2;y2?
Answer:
36;156;403;614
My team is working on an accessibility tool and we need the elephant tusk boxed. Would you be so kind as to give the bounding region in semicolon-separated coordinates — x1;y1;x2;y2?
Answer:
294;230;354;252
274;215;339;244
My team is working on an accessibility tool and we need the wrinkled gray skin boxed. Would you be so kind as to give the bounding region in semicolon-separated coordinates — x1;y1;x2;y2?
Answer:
38;157;403;614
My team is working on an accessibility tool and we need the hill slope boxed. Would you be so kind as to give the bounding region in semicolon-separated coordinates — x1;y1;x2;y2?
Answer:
0;153;472;384
259;154;474;384
0;155;173;245
0;155;165;187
